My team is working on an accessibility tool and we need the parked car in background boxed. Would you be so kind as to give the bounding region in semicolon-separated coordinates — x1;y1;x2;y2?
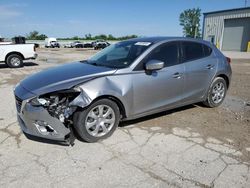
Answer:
64;43;74;48
14;37;231;144
94;41;110;50
91;39;105;47
64;41;93;48
75;43;84;48
0;43;37;68
45;38;60;48
83;42;93;48
71;41;82;48
50;41;60;48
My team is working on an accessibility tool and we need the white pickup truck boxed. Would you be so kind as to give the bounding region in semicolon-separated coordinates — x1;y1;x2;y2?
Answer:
0;43;37;68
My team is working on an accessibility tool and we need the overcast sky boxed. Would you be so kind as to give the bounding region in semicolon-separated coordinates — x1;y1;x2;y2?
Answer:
0;0;248;38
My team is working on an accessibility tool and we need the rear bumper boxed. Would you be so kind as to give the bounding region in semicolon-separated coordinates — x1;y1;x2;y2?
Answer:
25;53;38;60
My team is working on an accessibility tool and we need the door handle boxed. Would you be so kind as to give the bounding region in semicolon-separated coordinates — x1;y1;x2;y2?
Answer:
172;72;182;79
206;64;214;69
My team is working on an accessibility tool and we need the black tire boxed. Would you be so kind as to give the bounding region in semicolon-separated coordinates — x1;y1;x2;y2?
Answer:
6;54;23;68
73;99;120;142
203;77;227;108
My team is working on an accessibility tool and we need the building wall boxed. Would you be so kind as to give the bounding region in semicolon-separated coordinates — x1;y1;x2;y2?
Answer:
203;9;250;50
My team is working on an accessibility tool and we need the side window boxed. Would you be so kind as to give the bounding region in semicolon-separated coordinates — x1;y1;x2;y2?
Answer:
182;42;204;62
203;44;212;57
146;43;179;67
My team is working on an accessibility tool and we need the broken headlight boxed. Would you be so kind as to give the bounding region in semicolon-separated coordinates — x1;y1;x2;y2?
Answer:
29;97;48;106
29;90;81;123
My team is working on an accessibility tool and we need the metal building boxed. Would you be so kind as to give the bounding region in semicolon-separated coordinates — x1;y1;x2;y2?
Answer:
202;7;250;52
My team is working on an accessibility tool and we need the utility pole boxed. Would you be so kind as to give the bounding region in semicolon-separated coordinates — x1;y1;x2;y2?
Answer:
245;0;248;7
194;24;198;38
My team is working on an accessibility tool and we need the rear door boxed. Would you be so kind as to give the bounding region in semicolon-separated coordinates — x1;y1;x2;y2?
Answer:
181;41;217;102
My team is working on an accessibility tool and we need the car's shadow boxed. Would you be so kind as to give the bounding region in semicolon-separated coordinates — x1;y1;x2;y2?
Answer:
73;104;199;144
119;104;197;127
23;132;73;147
0;62;38;69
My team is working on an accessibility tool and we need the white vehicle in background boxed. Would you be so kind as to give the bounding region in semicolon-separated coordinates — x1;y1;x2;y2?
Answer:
0;36;12;45
45;38;60;48
93;41;110;50
0;43;37;68
64;42;74;48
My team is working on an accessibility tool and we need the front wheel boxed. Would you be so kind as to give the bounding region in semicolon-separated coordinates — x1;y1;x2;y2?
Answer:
73;99;120;142
203;77;227;107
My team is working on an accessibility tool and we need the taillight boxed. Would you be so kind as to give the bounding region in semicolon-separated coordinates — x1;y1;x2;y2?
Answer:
226;57;231;64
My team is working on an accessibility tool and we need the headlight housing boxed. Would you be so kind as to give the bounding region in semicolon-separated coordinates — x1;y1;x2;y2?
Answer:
29;97;48;106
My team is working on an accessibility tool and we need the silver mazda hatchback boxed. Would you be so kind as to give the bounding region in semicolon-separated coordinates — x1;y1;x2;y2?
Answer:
14;37;232;144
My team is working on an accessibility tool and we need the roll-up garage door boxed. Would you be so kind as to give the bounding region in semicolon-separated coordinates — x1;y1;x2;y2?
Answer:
222;18;250;51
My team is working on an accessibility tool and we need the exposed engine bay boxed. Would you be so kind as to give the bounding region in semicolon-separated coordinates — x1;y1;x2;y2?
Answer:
37;90;79;122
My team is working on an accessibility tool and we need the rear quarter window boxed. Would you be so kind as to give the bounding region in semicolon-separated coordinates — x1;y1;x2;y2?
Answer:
182;41;212;62
203;44;212;57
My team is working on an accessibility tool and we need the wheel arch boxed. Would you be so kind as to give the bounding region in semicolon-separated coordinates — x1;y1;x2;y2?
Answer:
91;95;127;119
5;51;24;62
216;74;230;88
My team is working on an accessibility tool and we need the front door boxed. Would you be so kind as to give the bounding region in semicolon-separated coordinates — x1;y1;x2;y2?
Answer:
131;42;185;116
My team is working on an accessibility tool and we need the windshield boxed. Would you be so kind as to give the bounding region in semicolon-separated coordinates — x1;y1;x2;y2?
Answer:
87;40;153;68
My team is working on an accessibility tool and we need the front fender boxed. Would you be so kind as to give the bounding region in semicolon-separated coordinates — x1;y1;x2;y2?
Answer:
70;75;133;117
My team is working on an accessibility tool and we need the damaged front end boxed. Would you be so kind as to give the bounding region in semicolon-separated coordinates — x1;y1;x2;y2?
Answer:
30;89;80;123
16;87;90;146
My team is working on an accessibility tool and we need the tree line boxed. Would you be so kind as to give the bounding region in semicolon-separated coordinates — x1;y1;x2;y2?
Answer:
61;34;138;41
26;31;138;41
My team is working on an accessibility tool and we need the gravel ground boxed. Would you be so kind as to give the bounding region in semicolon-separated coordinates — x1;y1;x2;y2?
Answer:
0;48;249;188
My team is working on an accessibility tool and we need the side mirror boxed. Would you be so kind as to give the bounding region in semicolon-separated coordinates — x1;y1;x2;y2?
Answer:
145;60;164;71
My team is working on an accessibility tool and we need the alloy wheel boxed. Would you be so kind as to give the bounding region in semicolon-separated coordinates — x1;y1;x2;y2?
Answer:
211;82;225;104
85;105;115;137
10;57;21;67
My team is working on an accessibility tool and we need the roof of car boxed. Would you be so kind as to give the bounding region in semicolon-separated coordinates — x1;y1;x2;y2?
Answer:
127;36;207;44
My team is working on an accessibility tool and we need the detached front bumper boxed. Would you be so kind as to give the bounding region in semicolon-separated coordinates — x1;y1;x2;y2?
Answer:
14;85;71;142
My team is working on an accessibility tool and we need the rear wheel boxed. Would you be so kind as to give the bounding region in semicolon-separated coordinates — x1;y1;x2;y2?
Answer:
6;54;23;68
73;99;120;142
203;77;227;107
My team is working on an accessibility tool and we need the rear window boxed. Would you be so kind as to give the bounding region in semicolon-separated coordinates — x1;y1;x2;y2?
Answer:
182;42;212;62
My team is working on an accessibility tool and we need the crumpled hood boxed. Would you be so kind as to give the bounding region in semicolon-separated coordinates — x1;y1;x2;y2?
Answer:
20;62;117;95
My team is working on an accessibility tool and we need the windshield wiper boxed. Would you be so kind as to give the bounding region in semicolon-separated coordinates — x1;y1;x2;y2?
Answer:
84;60;119;69
85;61;111;68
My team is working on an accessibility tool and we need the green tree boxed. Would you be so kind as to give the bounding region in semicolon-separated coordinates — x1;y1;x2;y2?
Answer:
37;34;47;40
26;31;39;40
179;8;201;38
72;36;79;40
107;34;115;40
117;35;138;40
85;33;92;40
26;31;47;40
95;34;107;40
